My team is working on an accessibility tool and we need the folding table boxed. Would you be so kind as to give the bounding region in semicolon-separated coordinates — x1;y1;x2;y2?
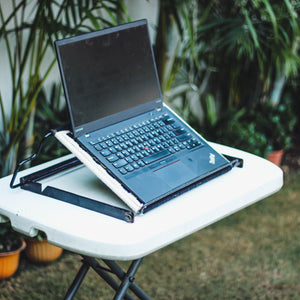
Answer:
0;143;283;299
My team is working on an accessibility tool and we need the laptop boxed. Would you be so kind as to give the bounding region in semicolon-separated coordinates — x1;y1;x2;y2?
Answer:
54;19;232;214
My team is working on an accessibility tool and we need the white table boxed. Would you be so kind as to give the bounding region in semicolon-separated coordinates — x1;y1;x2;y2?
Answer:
0;143;283;299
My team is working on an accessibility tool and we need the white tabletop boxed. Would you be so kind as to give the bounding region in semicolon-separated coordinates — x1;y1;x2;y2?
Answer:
0;144;283;260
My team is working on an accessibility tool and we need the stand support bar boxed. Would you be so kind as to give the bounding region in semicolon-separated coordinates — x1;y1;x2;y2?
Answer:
64;261;90;300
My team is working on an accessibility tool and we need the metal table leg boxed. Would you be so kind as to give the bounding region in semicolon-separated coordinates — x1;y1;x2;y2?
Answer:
104;259;151;300
83;256;135;300
112;259;149;300
64;261;90;300
64;255;151;299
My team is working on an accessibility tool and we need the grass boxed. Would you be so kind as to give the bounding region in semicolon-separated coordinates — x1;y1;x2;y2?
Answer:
0;173;299;299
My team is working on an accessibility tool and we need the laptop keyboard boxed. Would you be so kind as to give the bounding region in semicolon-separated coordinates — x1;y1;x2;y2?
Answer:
89;114;202;175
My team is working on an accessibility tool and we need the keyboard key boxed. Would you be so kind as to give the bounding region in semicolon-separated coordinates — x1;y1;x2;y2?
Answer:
125;141;133;147
115;145;122;152
111;138;118;145
188;139;201;148
163;117;175;125
125;164;134;172
137;160;145;167
125;157;133;163
131;162;139;169
94;144;102;151
128;148;135;154
106;140;113;147
113;159;127;168
128;132;134;139
173;128;186;136
177;133;192;142
136;152;144;159
131;154;139;161
122;134;129;140
168;147;175;153
172;123;180;129
106;154;118;162
117;152;125;159
109;147;117;153
121;150;130;156
101;149;111;157
119;167;127;175
89;139;98;145
100;142;108;148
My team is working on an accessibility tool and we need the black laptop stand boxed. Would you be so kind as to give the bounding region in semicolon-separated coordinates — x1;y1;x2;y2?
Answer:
11;157;135;223
11;154;242;224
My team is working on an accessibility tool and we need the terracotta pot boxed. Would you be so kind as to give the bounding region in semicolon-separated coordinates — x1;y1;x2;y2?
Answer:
25;239;63;264
267;149;284;166
0;239;26;280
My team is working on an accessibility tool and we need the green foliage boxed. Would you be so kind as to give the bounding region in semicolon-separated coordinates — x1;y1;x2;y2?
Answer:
211;108;273;157
194;0;300;108
0;0;131;177
35;231;47;242
251;100;297;150
207;97;297;157
0;221;22;253
31;83;69;166
155;0;299;153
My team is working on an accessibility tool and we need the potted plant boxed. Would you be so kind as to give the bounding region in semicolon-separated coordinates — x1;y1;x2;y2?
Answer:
250;100;297;165
206;108;272;158
24;231;63;264
208;97;296;165
0;221;26;280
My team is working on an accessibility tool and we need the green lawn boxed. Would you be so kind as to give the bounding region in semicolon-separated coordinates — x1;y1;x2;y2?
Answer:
0;173;299;299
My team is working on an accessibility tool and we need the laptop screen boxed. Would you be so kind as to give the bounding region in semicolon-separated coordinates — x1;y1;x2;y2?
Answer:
55;20;162;136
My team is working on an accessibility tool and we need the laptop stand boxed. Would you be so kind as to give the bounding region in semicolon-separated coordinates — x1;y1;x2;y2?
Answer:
10;153;243;224
13;157;135;223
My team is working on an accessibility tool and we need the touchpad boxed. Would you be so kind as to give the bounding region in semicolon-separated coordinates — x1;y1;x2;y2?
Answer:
153;160;196;188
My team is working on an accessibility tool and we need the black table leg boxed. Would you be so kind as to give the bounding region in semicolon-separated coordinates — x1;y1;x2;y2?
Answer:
64;261;90;300
83;256;135;300
104;259;151;300
112;258;151;300
64;255;151;299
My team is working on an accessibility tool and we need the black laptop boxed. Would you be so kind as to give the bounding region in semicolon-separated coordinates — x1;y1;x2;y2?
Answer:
54;19;232;213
